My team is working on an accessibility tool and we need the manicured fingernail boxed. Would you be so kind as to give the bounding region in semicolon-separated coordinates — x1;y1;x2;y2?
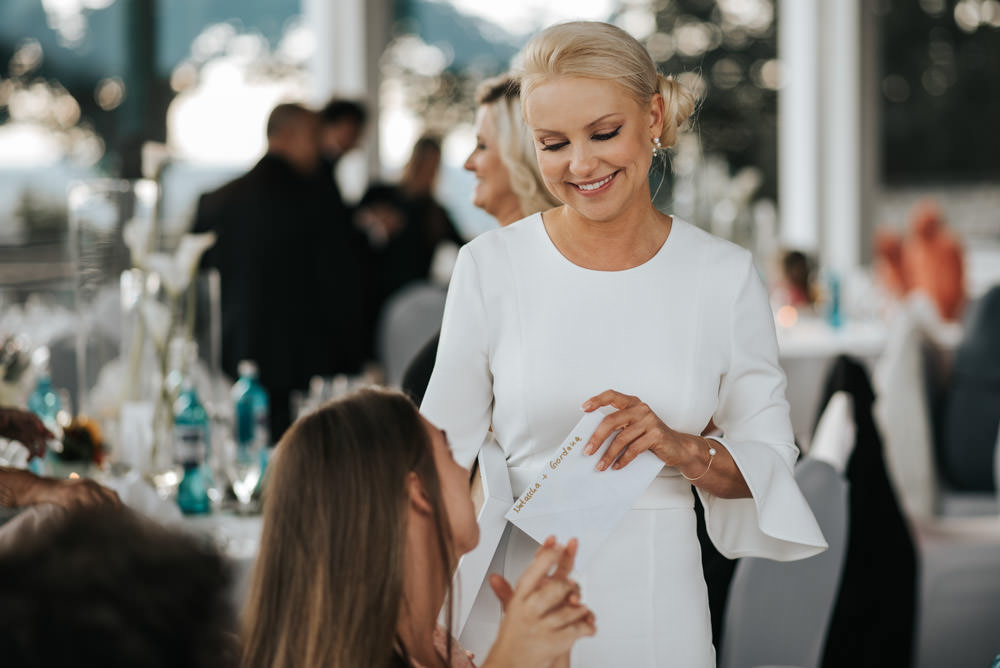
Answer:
582;400;593;410
569;593;580;605
584;443;595;455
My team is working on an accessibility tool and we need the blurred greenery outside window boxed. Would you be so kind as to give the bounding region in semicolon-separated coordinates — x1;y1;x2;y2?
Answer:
387;0;782;246
1;0;998;250
0;0;302;246
879;0;1000;185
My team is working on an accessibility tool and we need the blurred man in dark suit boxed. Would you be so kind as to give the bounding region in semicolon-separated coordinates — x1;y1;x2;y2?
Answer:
317;98;368;214
192;103;366;439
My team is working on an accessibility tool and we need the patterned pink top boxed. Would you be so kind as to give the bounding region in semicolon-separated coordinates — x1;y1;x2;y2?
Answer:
408;627;477;668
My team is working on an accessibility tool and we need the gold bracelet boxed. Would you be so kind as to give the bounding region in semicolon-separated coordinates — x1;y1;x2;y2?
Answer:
681;440;717;482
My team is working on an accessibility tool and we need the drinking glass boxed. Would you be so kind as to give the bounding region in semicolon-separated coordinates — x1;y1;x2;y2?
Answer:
223;435;262;514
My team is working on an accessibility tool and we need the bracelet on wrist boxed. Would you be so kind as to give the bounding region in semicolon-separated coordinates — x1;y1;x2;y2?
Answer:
681;439;717;482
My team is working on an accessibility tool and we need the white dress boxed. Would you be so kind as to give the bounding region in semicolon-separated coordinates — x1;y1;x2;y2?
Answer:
421;213;827;667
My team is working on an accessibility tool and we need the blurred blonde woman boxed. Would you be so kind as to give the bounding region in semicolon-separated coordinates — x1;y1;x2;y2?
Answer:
422;21;827;666
464;74;561;225
241;388;594;668
402;74;559;403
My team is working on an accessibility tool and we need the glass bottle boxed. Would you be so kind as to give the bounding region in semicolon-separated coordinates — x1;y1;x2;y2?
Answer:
232;360;269;450
27;349;61;474
231;360;269;510
174;376;211;515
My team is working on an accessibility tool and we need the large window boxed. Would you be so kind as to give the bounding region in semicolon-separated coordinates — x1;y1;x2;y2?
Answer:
388;0;780;244
880;0;1000;184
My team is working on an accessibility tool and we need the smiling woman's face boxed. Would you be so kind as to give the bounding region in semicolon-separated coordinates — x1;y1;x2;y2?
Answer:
524;76;661;223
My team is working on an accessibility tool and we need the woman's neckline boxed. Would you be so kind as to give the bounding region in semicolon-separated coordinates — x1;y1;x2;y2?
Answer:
535;210;678;274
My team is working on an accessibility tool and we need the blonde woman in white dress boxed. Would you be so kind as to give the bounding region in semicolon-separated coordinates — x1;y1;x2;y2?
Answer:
422;21;827;667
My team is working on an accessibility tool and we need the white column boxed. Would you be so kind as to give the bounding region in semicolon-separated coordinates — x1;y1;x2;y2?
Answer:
302;0;391;200
779;0;877;272
778;0;821;252
304;0;367;100
819;0;863;273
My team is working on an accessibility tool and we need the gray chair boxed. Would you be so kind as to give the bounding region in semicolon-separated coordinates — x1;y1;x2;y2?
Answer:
376;281;447;387
719;457;849;668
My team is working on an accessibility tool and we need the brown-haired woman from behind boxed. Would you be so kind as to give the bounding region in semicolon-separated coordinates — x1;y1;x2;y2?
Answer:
241;387;595;668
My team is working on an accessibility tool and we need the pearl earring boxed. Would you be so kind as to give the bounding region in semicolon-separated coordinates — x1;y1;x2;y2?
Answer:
652;137;663;155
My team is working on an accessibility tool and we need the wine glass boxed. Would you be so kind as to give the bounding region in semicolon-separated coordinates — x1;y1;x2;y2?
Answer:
223;435;262;514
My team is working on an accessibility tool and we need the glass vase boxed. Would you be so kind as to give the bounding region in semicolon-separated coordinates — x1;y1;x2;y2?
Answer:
116;268;223;499
68;179;158;424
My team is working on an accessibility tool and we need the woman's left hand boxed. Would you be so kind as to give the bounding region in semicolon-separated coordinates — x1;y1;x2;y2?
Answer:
581;390;690;471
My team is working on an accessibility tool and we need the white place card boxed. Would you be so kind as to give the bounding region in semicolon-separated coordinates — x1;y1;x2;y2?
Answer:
505;408;665;569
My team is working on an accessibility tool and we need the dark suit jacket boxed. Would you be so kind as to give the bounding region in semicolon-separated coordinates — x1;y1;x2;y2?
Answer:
817;356;917;668
192;154;367;438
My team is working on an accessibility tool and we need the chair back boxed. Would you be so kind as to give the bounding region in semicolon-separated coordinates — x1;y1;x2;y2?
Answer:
719;457;849;668
377;282;447;387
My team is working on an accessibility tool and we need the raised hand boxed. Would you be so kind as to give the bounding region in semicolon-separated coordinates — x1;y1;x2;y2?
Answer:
483;537;595;668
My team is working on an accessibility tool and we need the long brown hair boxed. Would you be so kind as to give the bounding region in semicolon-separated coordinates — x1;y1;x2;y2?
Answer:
241;387;455;668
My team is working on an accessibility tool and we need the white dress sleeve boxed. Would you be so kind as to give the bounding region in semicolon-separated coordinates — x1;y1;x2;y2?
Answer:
697;256;828;561
420;246;494;470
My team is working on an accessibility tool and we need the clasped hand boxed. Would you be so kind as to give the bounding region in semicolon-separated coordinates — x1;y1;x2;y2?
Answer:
483;536;596;668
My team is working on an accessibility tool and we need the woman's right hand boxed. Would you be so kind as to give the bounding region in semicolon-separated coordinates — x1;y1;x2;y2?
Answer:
481;536;596;668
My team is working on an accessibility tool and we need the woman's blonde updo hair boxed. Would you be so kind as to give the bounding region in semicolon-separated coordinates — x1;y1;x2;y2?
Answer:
476;74;561;216
514;21;697;150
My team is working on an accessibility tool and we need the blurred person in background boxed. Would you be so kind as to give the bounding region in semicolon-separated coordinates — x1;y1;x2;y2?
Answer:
941;284;1000;492
401;75;560;403
0;407;119;518
395;134;464;284
317;98;368;214
193;103;366;440
0;506;238;668
770;249;816;310
464;76;562;226
874;199;965;322
873;228;908;301
901;199;965;322
360;135;466;362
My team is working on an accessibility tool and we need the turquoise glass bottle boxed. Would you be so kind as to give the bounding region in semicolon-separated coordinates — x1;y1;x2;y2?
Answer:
232;360;269;451
27;372;60;429
174;378;211;515
27;367;60;475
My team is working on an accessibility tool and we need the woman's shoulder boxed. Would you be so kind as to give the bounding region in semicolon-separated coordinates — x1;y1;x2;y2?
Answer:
457;212;544;269
669;217;755;280
465;212;542;248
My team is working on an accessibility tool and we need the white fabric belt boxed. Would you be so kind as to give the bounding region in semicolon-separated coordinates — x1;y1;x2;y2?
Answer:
507;466;694;510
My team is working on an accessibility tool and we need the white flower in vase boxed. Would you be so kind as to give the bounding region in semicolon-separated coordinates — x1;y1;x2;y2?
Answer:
143;233;217;297
118;225;216;487
123;216;155;269
140;297;172;352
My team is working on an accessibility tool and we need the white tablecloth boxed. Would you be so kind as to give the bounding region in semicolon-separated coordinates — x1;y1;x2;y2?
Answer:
776;317;887;448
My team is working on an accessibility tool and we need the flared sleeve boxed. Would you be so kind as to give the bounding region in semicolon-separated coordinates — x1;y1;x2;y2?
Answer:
697;256;828;561
420;245;494;470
